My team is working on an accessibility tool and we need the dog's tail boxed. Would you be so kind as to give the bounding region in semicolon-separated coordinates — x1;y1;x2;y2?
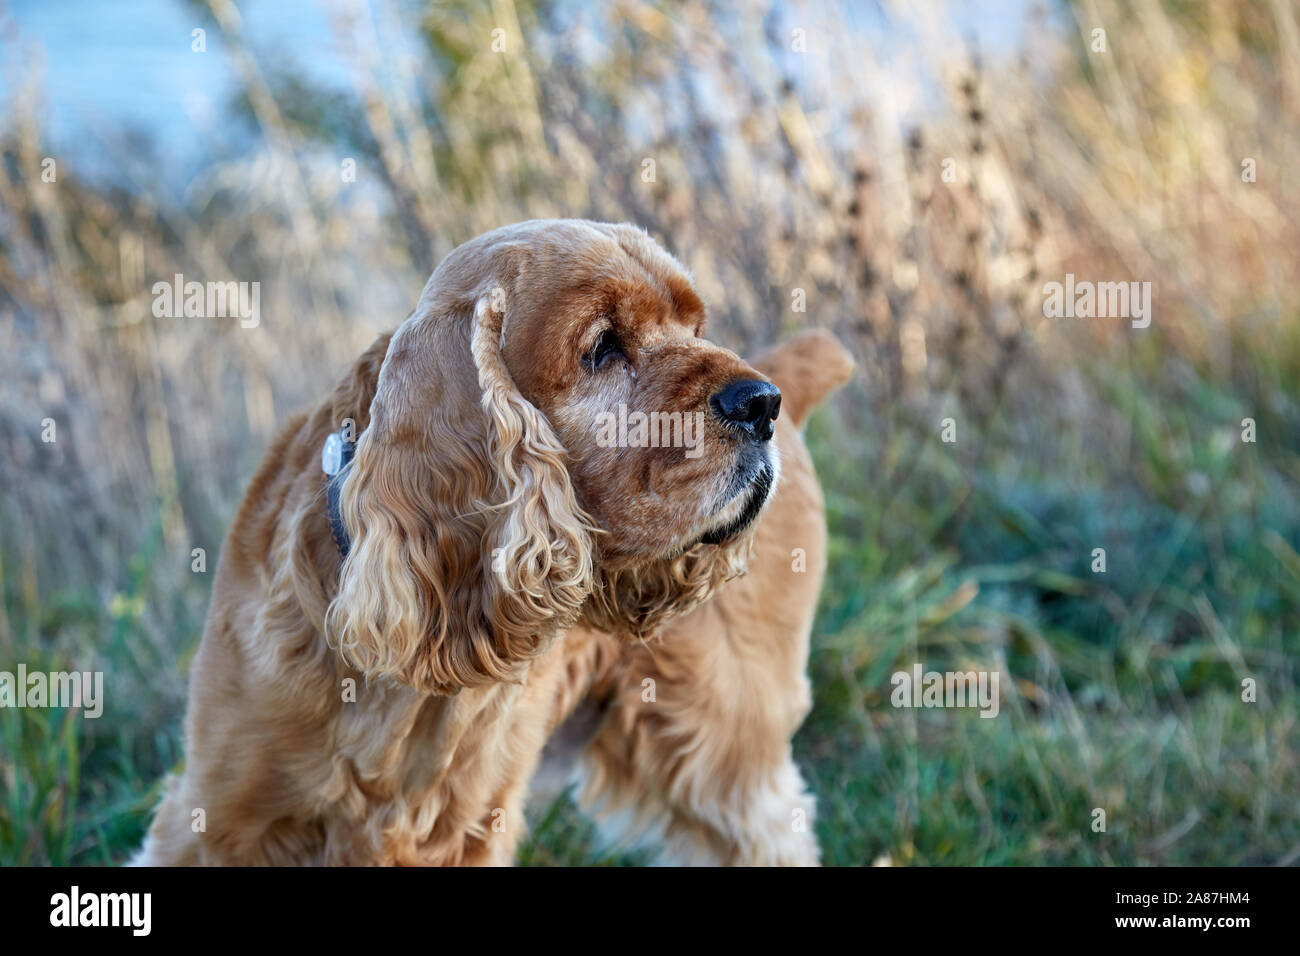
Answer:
752;328;855;428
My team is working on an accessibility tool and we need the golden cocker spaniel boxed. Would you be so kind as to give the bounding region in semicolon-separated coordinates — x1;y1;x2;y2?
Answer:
135;220;852;866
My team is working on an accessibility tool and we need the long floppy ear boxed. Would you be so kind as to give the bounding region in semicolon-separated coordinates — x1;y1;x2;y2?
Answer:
324;291;596;694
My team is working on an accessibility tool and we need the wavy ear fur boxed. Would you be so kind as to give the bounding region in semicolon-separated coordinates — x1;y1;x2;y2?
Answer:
325;289;595;694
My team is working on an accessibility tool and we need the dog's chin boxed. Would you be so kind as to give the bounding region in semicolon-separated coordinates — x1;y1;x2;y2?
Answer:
698;462;775;547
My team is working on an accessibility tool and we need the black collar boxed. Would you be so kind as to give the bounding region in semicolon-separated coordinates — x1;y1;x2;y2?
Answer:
322;429;357;558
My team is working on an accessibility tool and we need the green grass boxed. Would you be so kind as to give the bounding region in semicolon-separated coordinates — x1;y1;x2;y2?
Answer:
2;326;1297;867
790;321;1300;866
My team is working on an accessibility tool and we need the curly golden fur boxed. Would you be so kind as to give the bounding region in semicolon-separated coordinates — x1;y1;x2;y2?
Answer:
134;220;852;866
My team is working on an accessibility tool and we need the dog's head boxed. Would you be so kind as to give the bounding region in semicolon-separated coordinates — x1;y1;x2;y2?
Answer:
325;220;780;693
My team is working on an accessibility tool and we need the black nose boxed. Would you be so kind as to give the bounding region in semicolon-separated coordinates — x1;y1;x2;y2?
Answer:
709;379;781;442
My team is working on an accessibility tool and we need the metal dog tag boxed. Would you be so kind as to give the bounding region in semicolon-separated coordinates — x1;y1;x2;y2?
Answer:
321;432;344;476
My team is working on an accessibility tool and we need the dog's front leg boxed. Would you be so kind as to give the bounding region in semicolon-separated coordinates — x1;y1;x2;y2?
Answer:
575;607;821;866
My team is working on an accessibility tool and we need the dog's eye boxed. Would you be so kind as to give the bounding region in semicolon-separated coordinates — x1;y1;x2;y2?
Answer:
583;329;624;372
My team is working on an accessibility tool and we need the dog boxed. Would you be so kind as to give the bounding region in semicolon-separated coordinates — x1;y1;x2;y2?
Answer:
134;220;852;865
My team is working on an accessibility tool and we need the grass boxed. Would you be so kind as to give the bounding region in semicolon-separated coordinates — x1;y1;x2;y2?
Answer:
7;339;1296;866
791;323;1300;866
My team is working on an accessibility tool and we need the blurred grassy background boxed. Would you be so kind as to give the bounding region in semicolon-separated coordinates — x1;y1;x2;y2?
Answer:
1;0;1297;865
